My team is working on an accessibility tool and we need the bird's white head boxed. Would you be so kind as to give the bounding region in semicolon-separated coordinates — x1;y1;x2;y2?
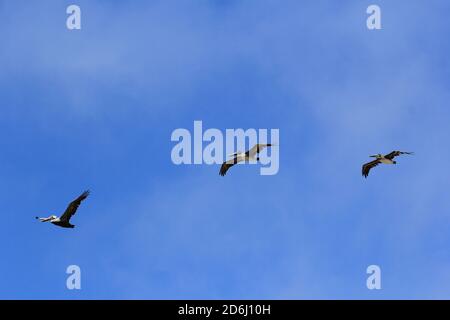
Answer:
370;154;382;159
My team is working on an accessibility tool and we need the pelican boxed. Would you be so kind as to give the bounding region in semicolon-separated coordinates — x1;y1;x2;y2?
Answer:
35;190;90;228
362;151;413;178
219;144;273;176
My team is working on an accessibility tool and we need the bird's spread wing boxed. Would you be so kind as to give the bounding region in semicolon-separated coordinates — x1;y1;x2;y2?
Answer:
60;190;90;222
247;144;272;157
384;151;414;160
219;157;243;176
362;159;381;178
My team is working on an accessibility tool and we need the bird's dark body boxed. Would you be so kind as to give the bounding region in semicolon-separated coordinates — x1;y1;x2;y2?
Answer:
52;221;75;228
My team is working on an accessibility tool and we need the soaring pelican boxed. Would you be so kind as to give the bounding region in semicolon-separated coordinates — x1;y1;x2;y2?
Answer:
35;190;90;228
219;144;273;176
362;151;413;178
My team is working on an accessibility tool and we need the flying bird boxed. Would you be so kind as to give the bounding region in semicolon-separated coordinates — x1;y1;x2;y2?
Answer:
219;144;273;176
35;190;90;228
362;151;413;178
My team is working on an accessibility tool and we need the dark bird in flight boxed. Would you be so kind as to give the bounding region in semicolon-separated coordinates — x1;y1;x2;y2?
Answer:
219;144;273;176
35;190;90;228
362;151;413;178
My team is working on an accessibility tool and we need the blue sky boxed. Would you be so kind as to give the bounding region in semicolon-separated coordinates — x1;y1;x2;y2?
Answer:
1;0;450;299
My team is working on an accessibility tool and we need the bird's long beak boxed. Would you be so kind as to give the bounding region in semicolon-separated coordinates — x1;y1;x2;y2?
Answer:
369;155;377;158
